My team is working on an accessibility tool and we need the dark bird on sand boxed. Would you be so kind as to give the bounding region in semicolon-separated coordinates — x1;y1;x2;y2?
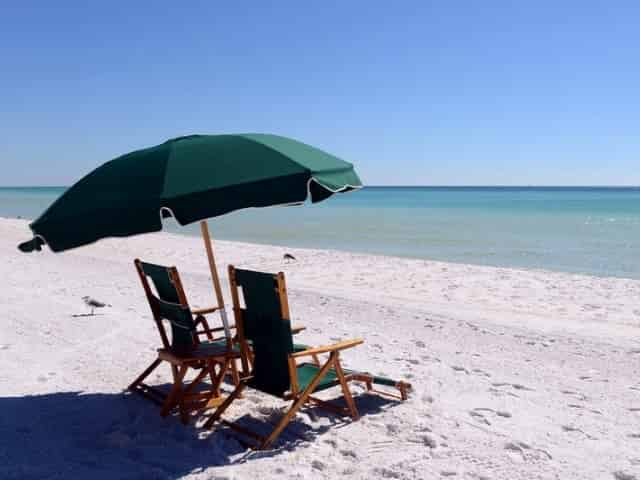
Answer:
82;296;111;315
283;253;296;262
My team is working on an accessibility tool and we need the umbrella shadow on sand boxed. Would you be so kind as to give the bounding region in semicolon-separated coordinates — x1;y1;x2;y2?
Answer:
0;387;398;479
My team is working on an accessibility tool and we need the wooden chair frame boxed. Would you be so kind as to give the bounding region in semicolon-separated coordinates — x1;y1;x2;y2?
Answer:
204;266;382;449
128;259;240;423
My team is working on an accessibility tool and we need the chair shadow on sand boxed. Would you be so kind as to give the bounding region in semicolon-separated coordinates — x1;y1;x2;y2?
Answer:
0;385;398;479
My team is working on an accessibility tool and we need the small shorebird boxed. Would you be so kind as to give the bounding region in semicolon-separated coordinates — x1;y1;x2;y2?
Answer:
81;296;111;315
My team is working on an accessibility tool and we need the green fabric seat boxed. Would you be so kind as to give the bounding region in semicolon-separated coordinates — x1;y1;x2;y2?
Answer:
297;364;400;391
200;338;242;354
296;363;341;392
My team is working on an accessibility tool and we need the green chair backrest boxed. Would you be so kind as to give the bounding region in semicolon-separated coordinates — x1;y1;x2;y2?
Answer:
137;261;197;355
137;261;181;304
234;268;294;396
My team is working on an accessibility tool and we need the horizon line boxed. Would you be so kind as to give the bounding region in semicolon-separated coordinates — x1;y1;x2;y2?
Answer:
2;184;640;189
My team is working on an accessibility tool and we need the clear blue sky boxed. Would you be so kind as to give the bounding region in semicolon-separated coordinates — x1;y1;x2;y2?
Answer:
1;2;638;186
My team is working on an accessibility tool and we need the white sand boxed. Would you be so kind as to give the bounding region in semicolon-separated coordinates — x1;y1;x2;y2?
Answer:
1;217;639;480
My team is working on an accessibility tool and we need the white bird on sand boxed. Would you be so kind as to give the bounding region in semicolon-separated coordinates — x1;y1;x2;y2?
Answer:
82;296;111;315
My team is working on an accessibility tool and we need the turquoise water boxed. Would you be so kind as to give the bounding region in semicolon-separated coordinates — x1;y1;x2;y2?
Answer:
2;186;639;279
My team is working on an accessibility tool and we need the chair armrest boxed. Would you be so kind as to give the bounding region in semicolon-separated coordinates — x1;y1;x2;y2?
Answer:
196;325;236;335
192;306;221;315
290;338;364;359
291;325;306;334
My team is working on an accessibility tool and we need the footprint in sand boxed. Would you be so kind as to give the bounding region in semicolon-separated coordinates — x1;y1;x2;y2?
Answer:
613;472;637;480
561;389;588;401
469;410;491;425
562;425;597;440
512;383;534;391
386;423;401;435
488;387;519;398
504;441;528;460
471;408;512;424
374;467;403;478
492;382;534;392
340;449;358;460
504;441;552;462
420;434;438;448
451;365;469;374
311;460;326;471
421;355;441;363
323;438;338;448
582;304;602;311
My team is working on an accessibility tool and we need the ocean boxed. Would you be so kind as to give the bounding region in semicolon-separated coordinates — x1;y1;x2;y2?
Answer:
2;186;639;279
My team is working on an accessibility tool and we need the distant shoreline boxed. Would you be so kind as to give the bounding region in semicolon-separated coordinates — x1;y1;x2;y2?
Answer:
3;187;639;280
1;185;640;190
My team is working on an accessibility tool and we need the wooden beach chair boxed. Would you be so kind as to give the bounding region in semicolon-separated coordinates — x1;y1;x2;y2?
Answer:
129;259;240;423
203;266;411;449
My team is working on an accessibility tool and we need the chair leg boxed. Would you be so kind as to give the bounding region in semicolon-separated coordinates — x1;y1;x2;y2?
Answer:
333;356;359;420
230;357;240;387
182;366;210;398
399;383;408;401
161;365;188;417
128;358;162;391
203;380;246;428
210;359;228;396
260;355;335;450
208;362;220;396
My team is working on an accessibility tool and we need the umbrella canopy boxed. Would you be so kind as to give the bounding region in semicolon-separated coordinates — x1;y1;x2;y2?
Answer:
18;134;361;252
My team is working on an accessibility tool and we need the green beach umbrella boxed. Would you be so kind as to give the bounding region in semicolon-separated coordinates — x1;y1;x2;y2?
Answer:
19;134;361;253
18;133;361;336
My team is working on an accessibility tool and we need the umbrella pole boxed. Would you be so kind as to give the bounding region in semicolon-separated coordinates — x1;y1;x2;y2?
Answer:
200;220;232;339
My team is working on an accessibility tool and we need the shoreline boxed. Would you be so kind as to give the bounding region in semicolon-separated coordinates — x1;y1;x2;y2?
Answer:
6;215;640;283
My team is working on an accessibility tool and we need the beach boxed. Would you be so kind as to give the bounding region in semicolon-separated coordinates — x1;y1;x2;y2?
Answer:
1;217;639;479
